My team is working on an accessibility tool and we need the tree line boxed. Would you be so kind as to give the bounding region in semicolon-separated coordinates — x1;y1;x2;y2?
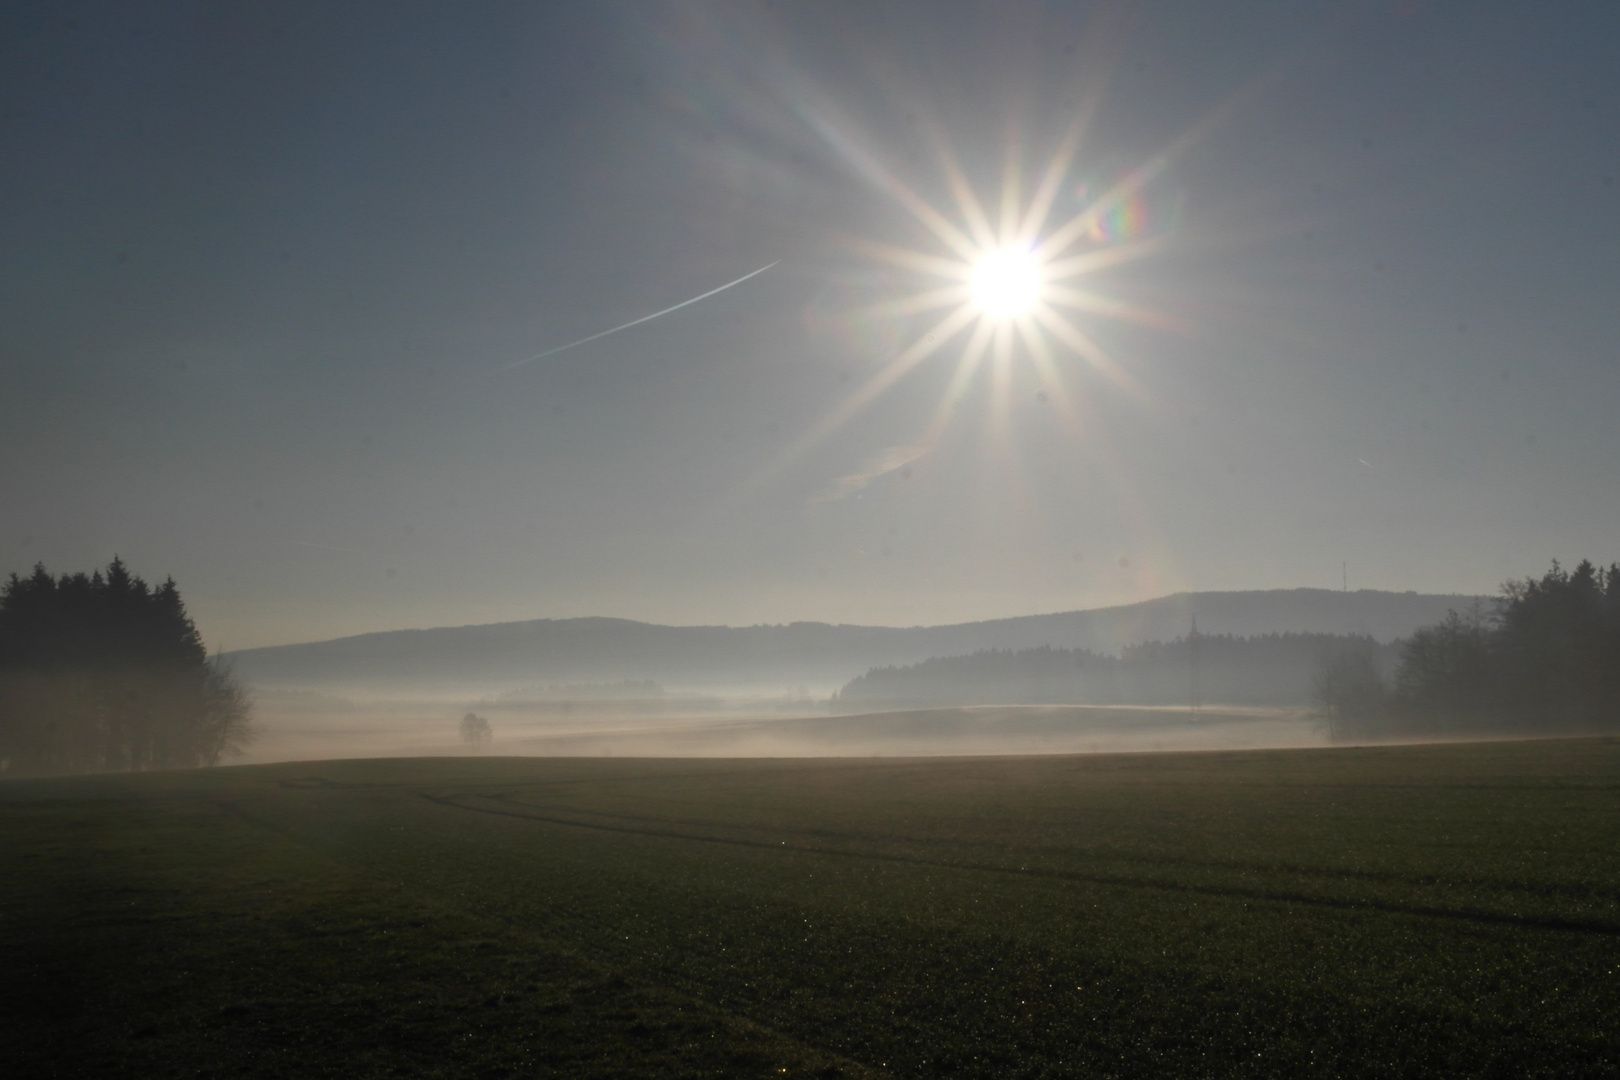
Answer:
1317;560;1620;739
837;633;1401;709
0;560;251;775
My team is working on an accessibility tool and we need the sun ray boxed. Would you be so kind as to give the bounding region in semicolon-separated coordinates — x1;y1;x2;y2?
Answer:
749;303;982;491
1015;317;1085;434
748;27;1255;595
1018;115;1088;248
1041;236;1170;281
1010;306;1174;586
737;50;1217;514
1017;15;1121;246
998;119;1023;244
1032;305;1148;400
1037;74;1259;263
977;319;1040;542
1037;168;1163;263
927;125;999;252
917;317;997;447
885;178;983;263
840;236;972;280
987;319;1017;448
796;96;985;263
1043;284;1185;333
845;284;971;323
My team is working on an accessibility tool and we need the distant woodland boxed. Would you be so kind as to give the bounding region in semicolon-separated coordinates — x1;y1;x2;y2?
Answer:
836;633;1399;709
3;557;1609;775
0;561;251;775
222;588;1477;691
840;561;1620;740
1318;561;1620;740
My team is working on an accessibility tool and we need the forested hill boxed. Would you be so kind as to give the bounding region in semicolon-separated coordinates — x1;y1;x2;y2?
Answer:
835;634;1404;709
224;589;1480;692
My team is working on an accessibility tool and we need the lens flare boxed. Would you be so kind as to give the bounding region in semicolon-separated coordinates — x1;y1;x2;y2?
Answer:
746;51;1228;507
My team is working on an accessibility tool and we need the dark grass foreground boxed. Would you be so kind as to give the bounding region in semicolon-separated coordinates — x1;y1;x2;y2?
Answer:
3;741;1618;1078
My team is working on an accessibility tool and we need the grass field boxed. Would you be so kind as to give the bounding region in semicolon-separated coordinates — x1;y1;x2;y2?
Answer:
3;739;1618;1078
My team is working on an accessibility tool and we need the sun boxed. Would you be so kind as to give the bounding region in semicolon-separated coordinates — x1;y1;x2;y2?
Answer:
970;247;1043;319
814;117;1174;429
749;96;1190;495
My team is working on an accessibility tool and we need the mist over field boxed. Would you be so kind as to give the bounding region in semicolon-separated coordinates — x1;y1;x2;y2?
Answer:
218;587;1467;763
241;695;1325;765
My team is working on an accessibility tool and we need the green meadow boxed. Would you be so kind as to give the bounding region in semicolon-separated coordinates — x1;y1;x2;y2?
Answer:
3;739;1618;1078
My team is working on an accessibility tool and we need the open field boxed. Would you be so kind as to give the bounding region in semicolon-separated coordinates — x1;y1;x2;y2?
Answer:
241;698;1324;764
3;739;1619;1078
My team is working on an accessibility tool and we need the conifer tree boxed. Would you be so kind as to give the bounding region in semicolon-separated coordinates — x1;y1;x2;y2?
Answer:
1387;561;1620;736
0;560;252;775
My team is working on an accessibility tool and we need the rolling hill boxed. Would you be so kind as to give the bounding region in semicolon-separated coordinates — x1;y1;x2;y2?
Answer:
224;588;1484;693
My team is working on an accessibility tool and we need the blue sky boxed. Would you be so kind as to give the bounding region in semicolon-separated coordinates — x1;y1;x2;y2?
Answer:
4;1;1618;648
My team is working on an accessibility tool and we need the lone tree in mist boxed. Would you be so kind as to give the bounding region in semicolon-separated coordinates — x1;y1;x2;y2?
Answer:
1311;642;1390;741
0;559;252;775
460;712;492;750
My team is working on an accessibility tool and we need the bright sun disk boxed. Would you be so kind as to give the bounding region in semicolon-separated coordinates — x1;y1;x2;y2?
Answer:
970;247;1042;319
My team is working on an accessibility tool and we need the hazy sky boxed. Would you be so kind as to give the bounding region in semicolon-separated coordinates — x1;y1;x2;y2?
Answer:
5;1;1619;649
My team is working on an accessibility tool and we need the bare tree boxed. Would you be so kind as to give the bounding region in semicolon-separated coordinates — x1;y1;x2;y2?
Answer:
459;711;492;751
1312;643;1389;741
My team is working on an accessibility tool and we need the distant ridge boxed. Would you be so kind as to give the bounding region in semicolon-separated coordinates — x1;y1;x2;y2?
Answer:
224;588;1484;693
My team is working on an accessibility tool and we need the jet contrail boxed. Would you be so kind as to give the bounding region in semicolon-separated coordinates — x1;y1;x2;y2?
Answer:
490;260;780;374
812;443;931;503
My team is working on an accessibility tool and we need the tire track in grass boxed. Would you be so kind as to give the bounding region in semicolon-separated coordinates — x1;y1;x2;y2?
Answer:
211;795;891;1079
474;790;1620;908
420;791;1620;938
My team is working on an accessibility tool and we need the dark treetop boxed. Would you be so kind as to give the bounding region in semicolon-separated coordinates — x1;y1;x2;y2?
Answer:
0;559;250;775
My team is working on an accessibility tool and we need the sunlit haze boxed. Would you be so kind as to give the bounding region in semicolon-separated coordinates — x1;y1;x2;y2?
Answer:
7;9;1620;1071
4;2;1619;649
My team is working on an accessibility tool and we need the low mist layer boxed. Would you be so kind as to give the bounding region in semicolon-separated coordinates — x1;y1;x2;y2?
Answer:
240;695;1321;764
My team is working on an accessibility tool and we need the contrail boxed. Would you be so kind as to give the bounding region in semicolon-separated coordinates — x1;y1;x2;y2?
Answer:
812;443;931;502
489;260;780;374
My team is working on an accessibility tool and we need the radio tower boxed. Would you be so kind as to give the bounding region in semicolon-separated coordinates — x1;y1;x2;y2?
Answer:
1189;614;1201;717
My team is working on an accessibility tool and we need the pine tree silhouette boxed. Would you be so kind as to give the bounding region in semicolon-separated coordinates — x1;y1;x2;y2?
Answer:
0;559;251;775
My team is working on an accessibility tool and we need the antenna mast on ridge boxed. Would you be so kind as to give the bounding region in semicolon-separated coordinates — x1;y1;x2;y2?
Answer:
1189;614;1201;718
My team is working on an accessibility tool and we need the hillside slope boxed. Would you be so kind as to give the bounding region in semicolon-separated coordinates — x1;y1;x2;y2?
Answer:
836;634;1403;708
224;589;1482;692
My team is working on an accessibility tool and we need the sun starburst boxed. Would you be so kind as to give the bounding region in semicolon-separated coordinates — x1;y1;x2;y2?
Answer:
759;113;1180;497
